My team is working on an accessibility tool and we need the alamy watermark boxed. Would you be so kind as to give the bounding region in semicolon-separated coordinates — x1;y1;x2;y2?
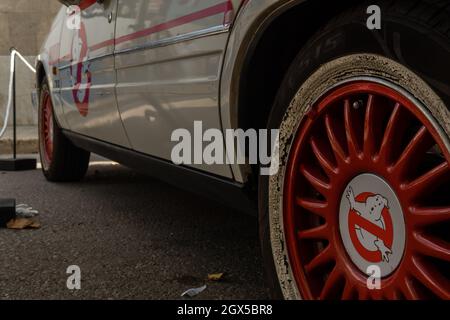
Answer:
171;121;279;176
66;265;81;290
367;5;381;30
366;265;381;290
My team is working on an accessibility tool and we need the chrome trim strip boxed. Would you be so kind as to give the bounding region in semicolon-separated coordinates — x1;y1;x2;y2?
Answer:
57;25;229;71
58;51;113;71
86;51;113;63
114;25;229;56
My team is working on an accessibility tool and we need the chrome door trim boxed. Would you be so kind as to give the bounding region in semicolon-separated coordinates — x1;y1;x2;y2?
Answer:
58;51;114;71
57;25;230;71
114;25;230;57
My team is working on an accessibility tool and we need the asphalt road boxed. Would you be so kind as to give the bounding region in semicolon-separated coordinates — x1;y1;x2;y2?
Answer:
0;156;267;299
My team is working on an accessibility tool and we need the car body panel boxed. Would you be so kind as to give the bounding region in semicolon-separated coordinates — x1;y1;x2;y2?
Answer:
36;0;289;182
114;0;235;177
115;34;231;177
58;0;131;147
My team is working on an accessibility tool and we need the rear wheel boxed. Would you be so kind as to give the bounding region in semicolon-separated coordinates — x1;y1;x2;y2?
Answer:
259;0;450;300
39;78;90;181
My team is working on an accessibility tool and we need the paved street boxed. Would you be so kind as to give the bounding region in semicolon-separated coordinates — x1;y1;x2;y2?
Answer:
0;156;267;299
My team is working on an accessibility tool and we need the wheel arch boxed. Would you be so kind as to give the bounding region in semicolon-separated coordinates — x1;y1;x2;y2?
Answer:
35;60;47;95
35;58;68;129
221;0;362;183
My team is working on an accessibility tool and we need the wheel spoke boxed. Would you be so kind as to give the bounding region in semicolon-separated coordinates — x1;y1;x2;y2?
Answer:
319;266;342;300
305;245;334;273
400;277;420;300
325;114;347;164
310;137;338;177
341;281;355;300
392;126;434;178
384;288;401;300
357;287;370;300
344;99;361;157
371;290;383;300
297;224;329;240
409;206;450;227
378;103;405;164
402;162;449;199
299;164;331;197
410;256;450;299
364;95;383;158
413;232;450;262
296;197;329;219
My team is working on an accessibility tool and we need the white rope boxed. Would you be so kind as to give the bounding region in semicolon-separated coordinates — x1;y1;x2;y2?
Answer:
0;48;36;138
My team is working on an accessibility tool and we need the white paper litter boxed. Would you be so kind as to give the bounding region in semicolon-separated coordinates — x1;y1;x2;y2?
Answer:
16;204;39;218
181;285;207;298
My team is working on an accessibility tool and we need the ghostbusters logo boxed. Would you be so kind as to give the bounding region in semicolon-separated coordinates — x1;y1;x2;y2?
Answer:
70;21;91;117
345;187;393;263
339;174;406;278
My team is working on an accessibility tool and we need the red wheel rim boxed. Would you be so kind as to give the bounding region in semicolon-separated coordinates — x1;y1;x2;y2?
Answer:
284;81;450;300
40;91;54;166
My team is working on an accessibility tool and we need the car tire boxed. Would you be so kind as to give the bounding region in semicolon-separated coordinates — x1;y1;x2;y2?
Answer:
259;0;450;300
38;77;90;182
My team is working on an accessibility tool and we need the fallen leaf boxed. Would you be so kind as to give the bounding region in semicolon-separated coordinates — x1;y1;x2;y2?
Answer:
207;273;225;281
7;218;41;230
29;220;41;229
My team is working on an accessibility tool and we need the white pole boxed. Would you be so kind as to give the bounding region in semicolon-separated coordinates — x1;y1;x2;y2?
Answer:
0;48;36;138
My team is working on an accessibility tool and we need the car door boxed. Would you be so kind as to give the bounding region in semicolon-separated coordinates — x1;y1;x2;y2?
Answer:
114;0;239;178
59;0;130;147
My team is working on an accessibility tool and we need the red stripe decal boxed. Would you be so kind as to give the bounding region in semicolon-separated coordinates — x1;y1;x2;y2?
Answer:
79;0;97;11
223;0;235;26
89;38;115;52
89;1;230;52
55;1;232;63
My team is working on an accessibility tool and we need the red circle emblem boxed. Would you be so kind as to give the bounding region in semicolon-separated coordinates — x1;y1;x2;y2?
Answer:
348;192;394;263
70;22;91;117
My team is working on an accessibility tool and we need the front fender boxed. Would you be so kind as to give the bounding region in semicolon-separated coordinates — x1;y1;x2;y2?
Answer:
220;0;306;183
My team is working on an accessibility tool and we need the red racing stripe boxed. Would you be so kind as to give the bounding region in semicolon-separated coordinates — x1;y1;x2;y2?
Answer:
89;1;230;52
54;1;236;63
79;0;97;11
115;1;230;45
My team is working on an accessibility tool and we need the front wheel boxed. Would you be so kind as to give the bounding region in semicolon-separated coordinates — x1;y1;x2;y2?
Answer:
38;78;90;182
259;1;450;300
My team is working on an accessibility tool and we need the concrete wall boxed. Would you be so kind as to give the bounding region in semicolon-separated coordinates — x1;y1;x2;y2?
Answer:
0;0;61;126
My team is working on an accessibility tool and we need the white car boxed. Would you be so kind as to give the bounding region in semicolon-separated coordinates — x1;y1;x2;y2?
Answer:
36;0;450;300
